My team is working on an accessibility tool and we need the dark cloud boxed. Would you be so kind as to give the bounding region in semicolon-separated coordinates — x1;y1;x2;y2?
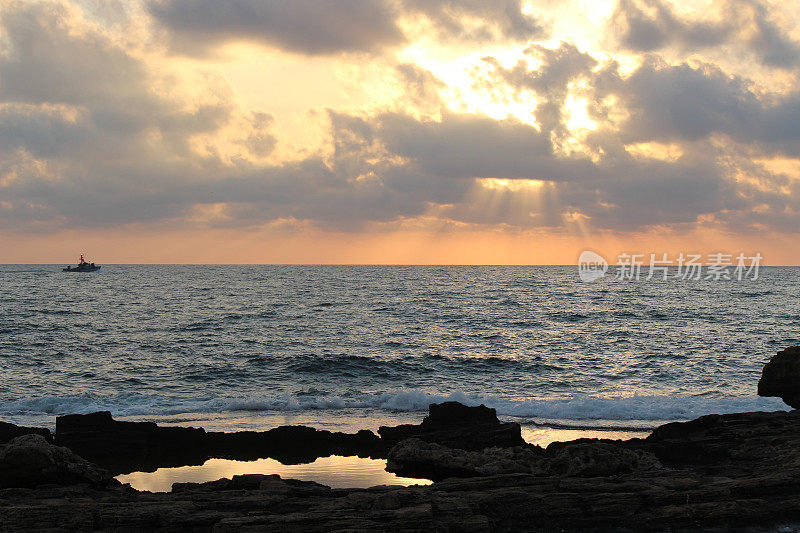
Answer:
0;2;146;105
506;43;597;94
147;0;546;57
744;0;800;67
593;58;800;156
239;112;278;157
483;43;596;136
378;111;549;177
611;0;800;67
0;106;91;159
147;0;405;56
401;0;544;42
603;60;755;142
576;156;730;230
396;63;446;108
372;111;600;182
611;0;732;52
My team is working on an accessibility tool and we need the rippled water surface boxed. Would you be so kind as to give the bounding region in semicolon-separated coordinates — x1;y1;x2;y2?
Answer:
1;265;797;429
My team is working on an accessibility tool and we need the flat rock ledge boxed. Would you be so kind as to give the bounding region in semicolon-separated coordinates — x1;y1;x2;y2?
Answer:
387;438;662;481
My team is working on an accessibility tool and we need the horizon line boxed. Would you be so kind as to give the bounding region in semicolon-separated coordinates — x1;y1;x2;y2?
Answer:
3;263;799;267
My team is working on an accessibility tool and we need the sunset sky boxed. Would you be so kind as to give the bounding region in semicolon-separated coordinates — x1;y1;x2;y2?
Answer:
2;0;800;263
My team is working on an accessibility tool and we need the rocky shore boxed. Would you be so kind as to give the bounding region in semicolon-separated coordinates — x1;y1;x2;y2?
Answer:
2;349;800;531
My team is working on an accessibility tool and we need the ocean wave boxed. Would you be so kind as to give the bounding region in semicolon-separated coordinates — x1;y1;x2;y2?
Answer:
0;390;789;428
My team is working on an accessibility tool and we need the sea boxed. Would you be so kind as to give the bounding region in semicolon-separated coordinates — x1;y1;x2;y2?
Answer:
1;265;796;445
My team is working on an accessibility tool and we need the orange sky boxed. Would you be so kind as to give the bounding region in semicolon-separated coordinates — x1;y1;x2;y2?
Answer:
1;228;790;265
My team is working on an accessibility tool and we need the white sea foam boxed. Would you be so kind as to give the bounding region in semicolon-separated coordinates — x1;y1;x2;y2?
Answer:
0;390;789;428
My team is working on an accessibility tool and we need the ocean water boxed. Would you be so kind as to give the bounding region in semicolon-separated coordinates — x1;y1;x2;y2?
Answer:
1;265;796;433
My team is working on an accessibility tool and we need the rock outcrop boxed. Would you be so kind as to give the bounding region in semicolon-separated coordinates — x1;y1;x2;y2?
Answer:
172;473;331;495
545;441;661;477
378;401;526;450
55;411;383;474
758;345;800;407
0;421;51;445
205;426;383;464
0;434;115;488
387;439;547;479
56;411;208;473
53;403;520;476
387;438;661;480
633;409;800;476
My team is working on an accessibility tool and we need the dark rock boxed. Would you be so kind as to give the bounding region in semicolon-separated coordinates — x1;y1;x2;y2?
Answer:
545;441;661;477
0;434;115;488
173;473;331;495
634;410;800;475
421;402;500;431
56;411;208;474
53;405;516;476
376;423;423;445
388;438;659;481
378;401;526;451
0;421;51;445
758;346;800;407
206;426;383;464
55;412;383;474
387;438;547;480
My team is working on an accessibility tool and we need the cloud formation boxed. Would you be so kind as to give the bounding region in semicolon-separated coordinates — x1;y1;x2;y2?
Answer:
611;0;800;67
1;0;800;242
147;0;406;56
401;0;543;42
147;0;545;56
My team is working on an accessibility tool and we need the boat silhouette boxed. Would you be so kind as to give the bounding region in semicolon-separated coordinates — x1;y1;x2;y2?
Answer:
63;255;101;272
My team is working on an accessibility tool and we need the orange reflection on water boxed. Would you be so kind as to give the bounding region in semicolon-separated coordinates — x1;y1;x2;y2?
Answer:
521;426;649;447
117;455;433;493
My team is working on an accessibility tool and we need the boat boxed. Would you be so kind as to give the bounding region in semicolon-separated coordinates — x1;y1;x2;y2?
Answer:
63;254;101;272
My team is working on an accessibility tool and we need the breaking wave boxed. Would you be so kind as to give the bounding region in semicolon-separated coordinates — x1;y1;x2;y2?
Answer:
0;390;788;429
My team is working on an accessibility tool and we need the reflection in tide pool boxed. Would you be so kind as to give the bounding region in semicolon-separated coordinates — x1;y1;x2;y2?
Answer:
520;426;649;447
116;455;433;492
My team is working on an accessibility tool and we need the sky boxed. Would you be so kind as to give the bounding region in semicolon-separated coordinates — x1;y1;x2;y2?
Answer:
1;0;800;264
